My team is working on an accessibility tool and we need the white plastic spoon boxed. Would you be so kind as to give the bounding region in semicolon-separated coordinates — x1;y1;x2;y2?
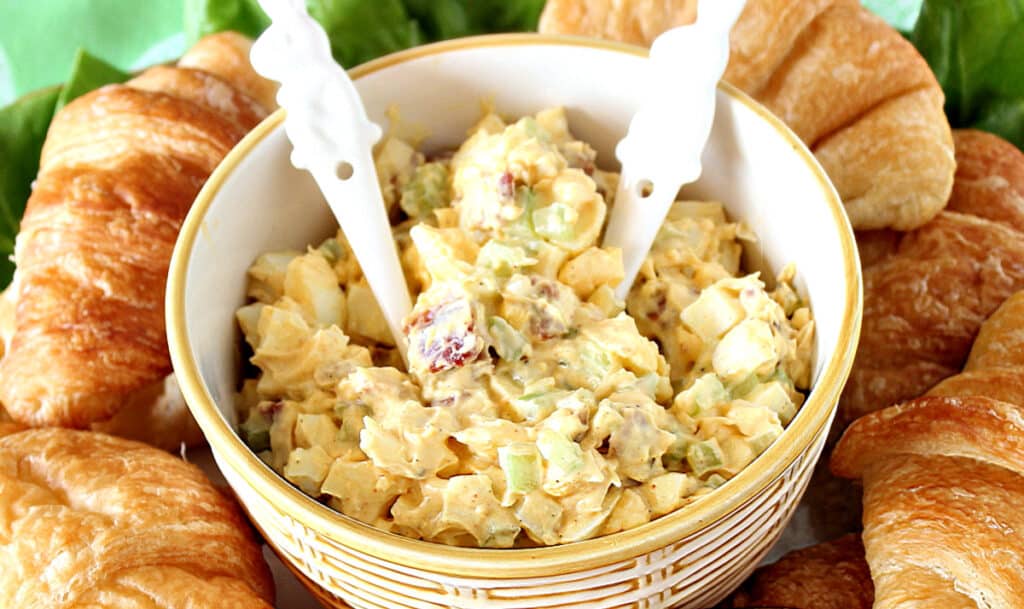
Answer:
603;0;747;301
249;0;411;360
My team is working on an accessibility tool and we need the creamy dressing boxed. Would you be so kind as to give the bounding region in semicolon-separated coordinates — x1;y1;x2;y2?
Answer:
235;107;815;548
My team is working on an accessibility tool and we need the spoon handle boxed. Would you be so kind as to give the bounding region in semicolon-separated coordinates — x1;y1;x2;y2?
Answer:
250;0;411;359
604;0;746;301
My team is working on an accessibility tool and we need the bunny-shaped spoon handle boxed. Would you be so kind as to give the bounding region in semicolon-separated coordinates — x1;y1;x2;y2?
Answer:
603;0;747;301
250;0;412;359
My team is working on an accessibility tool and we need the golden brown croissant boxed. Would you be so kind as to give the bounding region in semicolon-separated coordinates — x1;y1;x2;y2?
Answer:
0;426;274;607
833;288;1024;609
832;396;1024;609
539;0;697;45
841;130;1024;425
538;0;955;230
926;291;1024;406
0;33;274;439
727;534;873;609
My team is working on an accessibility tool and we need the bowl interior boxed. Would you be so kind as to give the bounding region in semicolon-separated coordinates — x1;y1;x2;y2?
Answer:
171;35;859;571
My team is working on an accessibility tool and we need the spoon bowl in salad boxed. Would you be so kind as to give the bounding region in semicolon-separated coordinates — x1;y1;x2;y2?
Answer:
167;34;862;609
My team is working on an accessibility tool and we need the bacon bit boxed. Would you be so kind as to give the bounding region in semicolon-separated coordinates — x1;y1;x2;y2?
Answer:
530;315;563;341
403;307;435;333
427;322;478;373
530;275;560;300
498;171;515;199
522;277;569;340
258;400;284;418
647;291;668;322
407;300;483;373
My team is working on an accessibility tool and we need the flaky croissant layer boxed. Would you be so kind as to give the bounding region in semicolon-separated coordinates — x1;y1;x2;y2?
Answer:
539;0;956;231
0;425;275;607
0;33;273;435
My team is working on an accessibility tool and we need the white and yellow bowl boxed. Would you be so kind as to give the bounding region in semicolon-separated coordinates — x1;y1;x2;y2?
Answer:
167;34;862;609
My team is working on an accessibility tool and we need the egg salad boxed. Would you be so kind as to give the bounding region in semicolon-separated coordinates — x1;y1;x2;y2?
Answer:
235;107;815;548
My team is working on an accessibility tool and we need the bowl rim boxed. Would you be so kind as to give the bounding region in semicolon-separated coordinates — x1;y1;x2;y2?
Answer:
167;32;863;579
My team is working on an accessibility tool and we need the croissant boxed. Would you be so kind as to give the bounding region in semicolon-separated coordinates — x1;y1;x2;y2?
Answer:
925;291;1024;406
832;288;1024;608
840;130;1024;425
538;0;956;230
0;425;274;607
727;534;873;609
0;33;274;442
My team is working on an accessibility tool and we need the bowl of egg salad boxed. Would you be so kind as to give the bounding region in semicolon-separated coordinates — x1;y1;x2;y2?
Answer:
168;34;862;609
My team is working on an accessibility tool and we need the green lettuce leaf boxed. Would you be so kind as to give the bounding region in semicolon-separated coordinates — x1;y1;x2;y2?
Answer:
403;0;546;39
184;0;270;44
909;0;1024;148
57;48;132;111
307;0;424;68
184;0;545;69
0;86;61;286
0;50;130;288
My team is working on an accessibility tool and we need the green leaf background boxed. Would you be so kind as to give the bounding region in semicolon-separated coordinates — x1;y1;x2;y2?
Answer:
910;0;1024;147
0;86;59;284
0;0;1022;290
0;0;545;289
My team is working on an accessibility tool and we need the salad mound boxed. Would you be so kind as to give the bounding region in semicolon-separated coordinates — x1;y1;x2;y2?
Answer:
235;107;814;548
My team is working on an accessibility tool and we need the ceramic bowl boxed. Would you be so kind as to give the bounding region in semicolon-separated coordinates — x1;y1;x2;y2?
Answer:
167;34;862;609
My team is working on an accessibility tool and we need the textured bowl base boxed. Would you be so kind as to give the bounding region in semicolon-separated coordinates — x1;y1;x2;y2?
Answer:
278;558;351;609
257;425;824;609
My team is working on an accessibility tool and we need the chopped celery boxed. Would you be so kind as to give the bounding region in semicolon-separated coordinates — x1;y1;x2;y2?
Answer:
317;237;345;263
520;116;549;141
505;188;538;239
537;429;584;474
706;474;728;489
400;162;450;219
664;429;696;469
477;241;536;276
686;439;724;476
579;341;614;383
744;381;796;425
767;368;795;389
750;428;782;455
688;374;729;414
488;316;529;362
728;374;760;399
634;373;661;399
509;392;560;422
239;410;272;452
498;443;542;494
532;202;577;243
